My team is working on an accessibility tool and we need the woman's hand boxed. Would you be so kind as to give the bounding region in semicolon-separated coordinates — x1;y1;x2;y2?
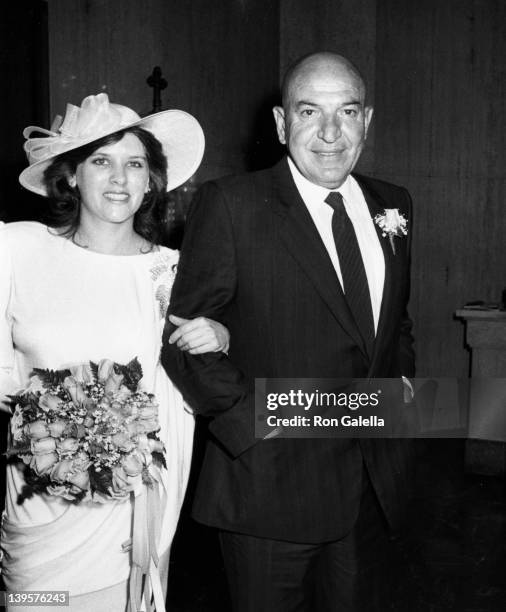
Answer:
168;315;229;354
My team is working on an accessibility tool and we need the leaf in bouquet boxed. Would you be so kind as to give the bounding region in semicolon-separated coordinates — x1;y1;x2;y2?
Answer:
151;451;167;471
68;489;87;504
89;361;99;383
6;439;31;457
31;367;72;387
8;392;39;410
115;357;143;392
89;465;114;495
7;394;27;409
16;395;45;423
63;422;86;439
16;466;50;505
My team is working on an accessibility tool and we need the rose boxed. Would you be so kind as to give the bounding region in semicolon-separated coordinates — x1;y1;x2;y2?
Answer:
47;419;66;437
63;376;87;406
30;451;58;476
105;372;124;395
136;418;159;434
126;422;140;436
97;359;114;382
67;470;90;490
138;406;158;420
24;420;49;439
63;422;86;438
72;451;91;472
122;452;144;477
69;363;94;384
57;437;79;454
48;484;83;501
47;484;71;497
111;432;135;452
135;433;149;452
39;394;62;412
50;459;74;482
68;484;85;497
110;466;136;497
31;437;57;454
62;488;82;501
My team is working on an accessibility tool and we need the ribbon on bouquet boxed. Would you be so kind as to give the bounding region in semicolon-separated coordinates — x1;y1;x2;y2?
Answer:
129;468;167;612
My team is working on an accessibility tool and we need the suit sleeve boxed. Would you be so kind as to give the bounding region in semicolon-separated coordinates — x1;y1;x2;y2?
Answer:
161;181;257;458
397;187;416;379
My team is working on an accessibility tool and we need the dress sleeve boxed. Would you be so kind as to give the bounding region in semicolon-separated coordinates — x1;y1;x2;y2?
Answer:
0;223;18;410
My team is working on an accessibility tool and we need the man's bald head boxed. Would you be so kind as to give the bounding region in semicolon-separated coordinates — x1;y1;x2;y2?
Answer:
281;52;367;108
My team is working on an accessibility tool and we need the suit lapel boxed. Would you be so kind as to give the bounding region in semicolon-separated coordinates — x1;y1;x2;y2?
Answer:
270;159;369;357
355;175;405;369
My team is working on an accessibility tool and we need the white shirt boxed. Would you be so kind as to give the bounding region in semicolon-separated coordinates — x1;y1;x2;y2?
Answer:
287;157;385;332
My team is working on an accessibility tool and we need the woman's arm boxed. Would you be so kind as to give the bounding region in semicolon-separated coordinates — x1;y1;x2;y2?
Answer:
0;224;18;413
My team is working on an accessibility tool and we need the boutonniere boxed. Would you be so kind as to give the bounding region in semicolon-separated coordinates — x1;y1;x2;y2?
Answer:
374;209;408;254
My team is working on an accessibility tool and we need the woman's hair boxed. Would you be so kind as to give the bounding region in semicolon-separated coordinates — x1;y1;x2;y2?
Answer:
43;126;168;244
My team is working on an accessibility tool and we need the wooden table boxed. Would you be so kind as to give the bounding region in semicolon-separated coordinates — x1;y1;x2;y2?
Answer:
456;309;506;475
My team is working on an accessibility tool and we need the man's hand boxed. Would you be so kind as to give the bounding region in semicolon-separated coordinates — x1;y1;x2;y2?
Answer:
168;314;230;354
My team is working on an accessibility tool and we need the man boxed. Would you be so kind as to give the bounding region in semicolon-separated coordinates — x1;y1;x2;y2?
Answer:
162;52;415;611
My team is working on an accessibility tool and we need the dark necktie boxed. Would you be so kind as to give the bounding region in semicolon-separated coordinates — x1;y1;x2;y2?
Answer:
325;191;375;352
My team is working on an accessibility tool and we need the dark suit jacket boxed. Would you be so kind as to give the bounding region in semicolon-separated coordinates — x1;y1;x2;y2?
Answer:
161;158;415;543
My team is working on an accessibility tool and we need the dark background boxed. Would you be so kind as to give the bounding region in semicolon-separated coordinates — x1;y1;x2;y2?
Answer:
2;0;505;378
1;1;505;610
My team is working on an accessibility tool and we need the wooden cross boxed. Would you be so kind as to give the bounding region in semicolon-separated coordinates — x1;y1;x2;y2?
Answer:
146;66;168;113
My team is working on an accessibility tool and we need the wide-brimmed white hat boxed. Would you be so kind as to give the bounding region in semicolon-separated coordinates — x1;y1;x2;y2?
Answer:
19;93;205;196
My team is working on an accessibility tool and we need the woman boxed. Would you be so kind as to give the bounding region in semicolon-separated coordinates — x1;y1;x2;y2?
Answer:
0;93;227;611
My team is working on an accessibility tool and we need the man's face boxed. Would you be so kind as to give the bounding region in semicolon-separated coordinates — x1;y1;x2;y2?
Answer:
273;59;373;189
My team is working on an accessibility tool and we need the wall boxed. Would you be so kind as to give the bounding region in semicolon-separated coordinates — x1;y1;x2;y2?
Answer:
0;2;49;221
280;0;377;170
373;0;506;376
280;0;506;377
48;0;280;182
4;1;505;377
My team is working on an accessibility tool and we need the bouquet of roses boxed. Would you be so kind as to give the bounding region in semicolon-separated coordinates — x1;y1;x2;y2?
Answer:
7;357;166;504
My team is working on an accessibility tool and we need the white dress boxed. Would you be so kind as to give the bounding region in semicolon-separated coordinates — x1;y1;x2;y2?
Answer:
0;221;194;607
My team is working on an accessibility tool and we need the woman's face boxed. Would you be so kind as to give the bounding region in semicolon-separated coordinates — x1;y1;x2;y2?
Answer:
71;132;150;228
